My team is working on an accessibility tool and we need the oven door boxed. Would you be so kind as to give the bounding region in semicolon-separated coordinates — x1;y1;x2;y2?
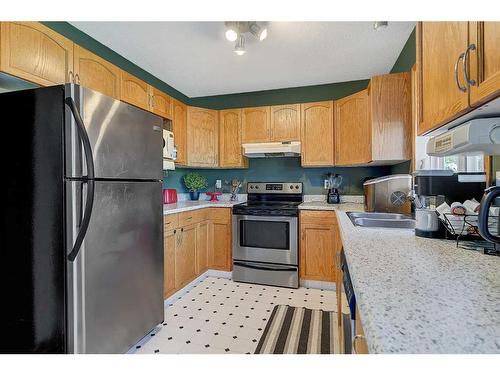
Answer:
232;214;298;265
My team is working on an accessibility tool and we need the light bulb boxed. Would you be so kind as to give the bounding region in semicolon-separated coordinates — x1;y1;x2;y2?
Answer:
225;29;238;42
234;34;246;56
259;28;268;41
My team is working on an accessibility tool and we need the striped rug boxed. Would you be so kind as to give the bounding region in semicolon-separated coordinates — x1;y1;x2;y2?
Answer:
254;305;339;354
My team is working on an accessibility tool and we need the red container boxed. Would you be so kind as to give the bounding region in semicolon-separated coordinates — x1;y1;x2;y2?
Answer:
163;189;178;204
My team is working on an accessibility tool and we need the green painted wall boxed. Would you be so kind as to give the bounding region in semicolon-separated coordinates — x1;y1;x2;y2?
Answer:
41;22;190;103
163;158;391;195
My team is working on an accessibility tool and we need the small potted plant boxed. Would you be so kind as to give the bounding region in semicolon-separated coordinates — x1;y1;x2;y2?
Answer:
183;172;208;201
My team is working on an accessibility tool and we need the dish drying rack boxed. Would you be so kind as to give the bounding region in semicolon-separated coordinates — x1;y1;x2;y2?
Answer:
439;213;500;255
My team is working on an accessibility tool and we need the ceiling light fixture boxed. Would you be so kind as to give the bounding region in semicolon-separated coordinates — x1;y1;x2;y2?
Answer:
373;21;389;31
224;21;268;55
234;34;246;56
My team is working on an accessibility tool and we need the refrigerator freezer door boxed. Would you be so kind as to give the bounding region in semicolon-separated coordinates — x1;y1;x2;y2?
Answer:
66;180;163;353
65;84;163;180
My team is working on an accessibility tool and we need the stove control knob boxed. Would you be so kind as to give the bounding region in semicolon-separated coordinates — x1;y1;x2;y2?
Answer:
290;185;294;189
295;185;300;189
250;185;254;189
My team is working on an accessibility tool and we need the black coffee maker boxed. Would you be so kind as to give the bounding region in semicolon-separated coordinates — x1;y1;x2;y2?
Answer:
327;173;342;204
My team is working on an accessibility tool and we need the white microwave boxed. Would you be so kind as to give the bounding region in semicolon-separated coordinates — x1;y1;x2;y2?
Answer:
163;129;176;170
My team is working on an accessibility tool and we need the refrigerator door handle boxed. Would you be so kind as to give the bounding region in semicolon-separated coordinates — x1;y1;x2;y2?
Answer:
65;97;95;262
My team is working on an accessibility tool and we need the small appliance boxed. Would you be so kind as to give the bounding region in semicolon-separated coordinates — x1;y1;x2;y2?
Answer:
478;187;500;248
363;175;412;214
232;182;303;288
413;170;486;238
327;173;343;204
242;141;301;158
163;189;178;204
162;129;176;170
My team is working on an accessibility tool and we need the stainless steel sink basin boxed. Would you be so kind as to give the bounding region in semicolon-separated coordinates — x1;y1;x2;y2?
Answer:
346;211;415;229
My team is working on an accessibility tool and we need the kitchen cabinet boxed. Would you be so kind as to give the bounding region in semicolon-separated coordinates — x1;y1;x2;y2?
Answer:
334;89;371;165
196;221;210;275
335;73;411;166
150;86;173;119
270;104;301;142
187;106;219;167
417;22;470;135
172;99;188;166
120;70;150;111
174;224;197;289
0;22;74;86
209;208;232;271
164;229;176;298
300;101;334;167
242;106;271;143
219;108;247;168
469;22;500;107
353;305;369;354
299;210;341;282
73;45;121;99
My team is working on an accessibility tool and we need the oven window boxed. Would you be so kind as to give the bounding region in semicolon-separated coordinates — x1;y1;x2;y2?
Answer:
240;220;289;250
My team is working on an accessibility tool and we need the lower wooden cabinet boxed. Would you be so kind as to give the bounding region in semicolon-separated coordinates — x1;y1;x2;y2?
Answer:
163;208;232;298
174;224;197;289
353;305;369;354
299;210;341;282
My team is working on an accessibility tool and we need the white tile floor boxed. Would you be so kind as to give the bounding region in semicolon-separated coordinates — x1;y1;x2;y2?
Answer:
133;276;337;354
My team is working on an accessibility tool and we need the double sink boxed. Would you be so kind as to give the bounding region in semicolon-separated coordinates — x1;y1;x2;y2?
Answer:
346;211;415;229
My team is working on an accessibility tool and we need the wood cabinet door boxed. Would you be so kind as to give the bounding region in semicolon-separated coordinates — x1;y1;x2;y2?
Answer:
173;99;188;166
418;22;469;135
334;90;371;165
209;209;232;271
219;108;247;168
300;101;334;166
299;211;338;282
0;22;73;86
73;45;121;99
270;104;301;141
196;221;209;275
241;106;271;143
150;86;173;119
469;22;500;107
164;229;176;298
174;225;197;289
187;106;219;167
120;70;150;111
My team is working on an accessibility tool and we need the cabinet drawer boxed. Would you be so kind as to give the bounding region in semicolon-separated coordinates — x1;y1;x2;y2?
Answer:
178;209;208;226
164;214;179;232
209;207;231;222
299;210;337;225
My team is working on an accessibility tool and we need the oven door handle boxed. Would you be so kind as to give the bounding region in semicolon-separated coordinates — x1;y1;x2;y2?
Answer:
234;261;297;272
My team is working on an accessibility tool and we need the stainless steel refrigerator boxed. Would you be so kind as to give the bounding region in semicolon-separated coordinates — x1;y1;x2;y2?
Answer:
0;84;164;353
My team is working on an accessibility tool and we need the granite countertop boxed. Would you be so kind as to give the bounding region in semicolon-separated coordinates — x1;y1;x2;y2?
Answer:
164;200;244;214
298;201;364;212
333;206;500;353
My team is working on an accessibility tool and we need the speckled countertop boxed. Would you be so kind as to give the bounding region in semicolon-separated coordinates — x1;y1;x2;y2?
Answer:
333;206;500;354
163;200;244;214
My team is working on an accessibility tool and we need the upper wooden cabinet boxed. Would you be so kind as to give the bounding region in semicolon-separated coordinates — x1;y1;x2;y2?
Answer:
73;45;121;99
187;106;219;167
173;99;188;166
120;70;150;111
0;22;73;86
270;104;301;141
242;106;271;143
300;101;334;167
219;108;247;168
335;73;411;166
417;22;470;135
335;89;371;165
150;86;173;119
469;22;500;107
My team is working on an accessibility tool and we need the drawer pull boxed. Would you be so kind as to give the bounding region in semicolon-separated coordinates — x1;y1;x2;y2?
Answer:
352;334;366;354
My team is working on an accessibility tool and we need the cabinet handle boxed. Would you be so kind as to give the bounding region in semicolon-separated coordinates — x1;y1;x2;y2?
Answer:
68;71;74;83
454;52;467;92
181;227;184;232
75;73;81;84
463;43;476;86
352;334;366;354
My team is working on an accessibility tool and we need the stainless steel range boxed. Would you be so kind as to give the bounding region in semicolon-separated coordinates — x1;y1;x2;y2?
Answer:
232;182;303;288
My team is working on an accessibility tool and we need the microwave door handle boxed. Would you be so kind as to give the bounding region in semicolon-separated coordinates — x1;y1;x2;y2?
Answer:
65;97;95;262
234;261;297;272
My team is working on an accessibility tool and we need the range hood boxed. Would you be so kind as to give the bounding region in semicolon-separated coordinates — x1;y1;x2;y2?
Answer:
426;118;500;156
242;141;301;158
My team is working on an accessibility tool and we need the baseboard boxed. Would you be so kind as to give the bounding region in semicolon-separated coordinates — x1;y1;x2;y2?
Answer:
300;279;337;291
164;269;233;306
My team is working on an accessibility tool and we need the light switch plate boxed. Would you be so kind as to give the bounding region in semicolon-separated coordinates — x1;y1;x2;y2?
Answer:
324;179;330;189
216;180;222;189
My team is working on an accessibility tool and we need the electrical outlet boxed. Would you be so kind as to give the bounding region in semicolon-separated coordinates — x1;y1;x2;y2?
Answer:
324;179;330;189
216;180;222;189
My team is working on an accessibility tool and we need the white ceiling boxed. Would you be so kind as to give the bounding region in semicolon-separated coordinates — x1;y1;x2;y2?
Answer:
70;22;415;97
